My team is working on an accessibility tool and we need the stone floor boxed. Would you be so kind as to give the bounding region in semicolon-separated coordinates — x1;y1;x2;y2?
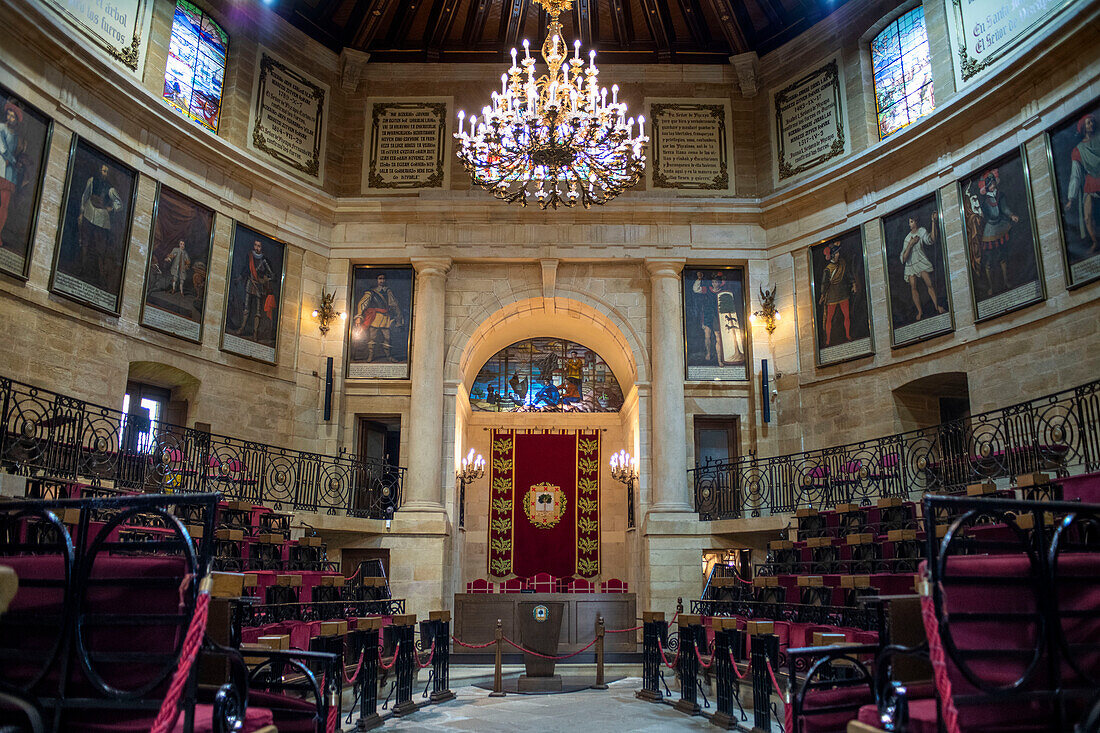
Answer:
342;665;780;732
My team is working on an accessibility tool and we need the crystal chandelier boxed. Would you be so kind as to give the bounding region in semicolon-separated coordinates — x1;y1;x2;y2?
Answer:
454;0;647;209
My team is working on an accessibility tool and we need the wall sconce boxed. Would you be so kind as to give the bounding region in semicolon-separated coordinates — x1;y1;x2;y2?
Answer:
750;285;780;335
311;289;345;335
457;448;485;530
610;449;639;529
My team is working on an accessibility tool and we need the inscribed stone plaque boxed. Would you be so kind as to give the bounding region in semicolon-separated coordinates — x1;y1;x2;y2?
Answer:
772;58;849;184
645;98;734;195
945;0;1069;88
247;48;329;183
362;97;451;194
40;0;153;75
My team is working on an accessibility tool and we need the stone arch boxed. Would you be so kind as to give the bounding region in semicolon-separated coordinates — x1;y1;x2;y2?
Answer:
446;289;646;393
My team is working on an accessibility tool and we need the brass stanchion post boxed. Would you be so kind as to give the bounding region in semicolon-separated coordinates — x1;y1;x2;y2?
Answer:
593;614;608;689
489;618;506;697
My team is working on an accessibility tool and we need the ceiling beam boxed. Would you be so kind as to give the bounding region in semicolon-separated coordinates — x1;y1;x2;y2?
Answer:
705;0;751;53
350;0;398;48
571;0;597;48
384;1;421;48
675;0;711;46
462;0;494;46
425;0;463;59
637;0;675;60
502;0;531;50
606;0;632;46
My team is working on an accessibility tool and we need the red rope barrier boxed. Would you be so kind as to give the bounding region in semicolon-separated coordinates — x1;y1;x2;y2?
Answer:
727;650;746;679
764;658;784;698
451;636;496;649
149;580;211;733
502;636;598;660
606;624;642;633
694;645;714;670
656;637;679;670
345;564;362;582
378;641;401;671
343;650;365;685
764;658;791;733
416;640;437;669
920;581;962;733
323;678;338;733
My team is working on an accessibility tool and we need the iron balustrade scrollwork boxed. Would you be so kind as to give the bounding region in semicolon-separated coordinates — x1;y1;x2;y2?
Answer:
690;378;1100;520
0;376;405;519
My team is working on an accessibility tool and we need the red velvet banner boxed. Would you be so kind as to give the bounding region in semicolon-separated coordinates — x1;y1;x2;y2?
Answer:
487;430;601;579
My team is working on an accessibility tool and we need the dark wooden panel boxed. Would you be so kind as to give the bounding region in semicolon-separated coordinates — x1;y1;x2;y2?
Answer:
453;593;637;652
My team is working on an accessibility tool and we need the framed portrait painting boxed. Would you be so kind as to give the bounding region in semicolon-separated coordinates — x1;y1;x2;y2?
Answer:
347;265;414;379
1046;99;1100;288
220;222;286;364
808;227;874;367
879;193;954;347
682;266;748;380
50;137;138;314
956;145;1044;321
139;184;216;342
0;84;53;280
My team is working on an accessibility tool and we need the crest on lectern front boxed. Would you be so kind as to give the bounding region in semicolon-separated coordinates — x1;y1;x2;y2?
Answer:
524;482;566;529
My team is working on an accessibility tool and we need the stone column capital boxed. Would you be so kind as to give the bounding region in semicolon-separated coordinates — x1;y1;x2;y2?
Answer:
411;257;452;278
645;259;686;280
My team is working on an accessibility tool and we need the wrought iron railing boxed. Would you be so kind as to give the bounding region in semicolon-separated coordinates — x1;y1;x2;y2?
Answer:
689;378;1100;520
0;376;405;518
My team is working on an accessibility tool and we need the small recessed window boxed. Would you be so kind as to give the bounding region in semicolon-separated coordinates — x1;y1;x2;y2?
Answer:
871;6;934;139
163;0;228;132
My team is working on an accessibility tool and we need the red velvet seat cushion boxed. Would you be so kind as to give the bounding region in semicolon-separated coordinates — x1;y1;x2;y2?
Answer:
799;686;874;732
66;702;274;732
857;698;938;733
248;690;320;733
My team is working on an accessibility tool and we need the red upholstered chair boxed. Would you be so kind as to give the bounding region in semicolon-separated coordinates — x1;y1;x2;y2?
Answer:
499;577;525;593
564;577;594;593
467;579;495;593
600;578;627;593
527;573;556;593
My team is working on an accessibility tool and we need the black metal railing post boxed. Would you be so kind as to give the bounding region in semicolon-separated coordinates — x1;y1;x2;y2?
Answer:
356;620;383;729
636;612;667;702
391;614;417;717
674;614;702;715
429;611;455;702
751;630;780;732
711;618;744;729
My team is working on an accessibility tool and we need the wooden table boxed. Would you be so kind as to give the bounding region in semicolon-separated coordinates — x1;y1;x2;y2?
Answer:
453;592;638;653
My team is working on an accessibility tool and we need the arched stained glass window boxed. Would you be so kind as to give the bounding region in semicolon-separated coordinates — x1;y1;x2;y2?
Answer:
470;338;624;413
163;0;227;132
871;6;934;139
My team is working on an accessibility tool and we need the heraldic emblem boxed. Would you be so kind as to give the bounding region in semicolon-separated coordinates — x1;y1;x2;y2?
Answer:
524;482;566;529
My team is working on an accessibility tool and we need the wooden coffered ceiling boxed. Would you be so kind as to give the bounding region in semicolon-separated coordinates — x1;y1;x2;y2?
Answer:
273;0;848;64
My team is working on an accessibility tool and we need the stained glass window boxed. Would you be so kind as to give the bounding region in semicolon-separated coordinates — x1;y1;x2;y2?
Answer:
871;6;934;139
163;0;227;132
470;338;624;413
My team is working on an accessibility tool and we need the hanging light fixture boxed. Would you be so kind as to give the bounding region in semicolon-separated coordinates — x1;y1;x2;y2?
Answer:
454;0;647;209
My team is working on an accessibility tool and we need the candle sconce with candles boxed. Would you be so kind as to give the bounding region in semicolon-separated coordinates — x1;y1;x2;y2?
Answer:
610;449;639;529
457;448;485;530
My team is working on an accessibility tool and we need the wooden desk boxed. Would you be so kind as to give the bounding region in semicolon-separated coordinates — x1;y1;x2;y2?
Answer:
453;592;637;653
